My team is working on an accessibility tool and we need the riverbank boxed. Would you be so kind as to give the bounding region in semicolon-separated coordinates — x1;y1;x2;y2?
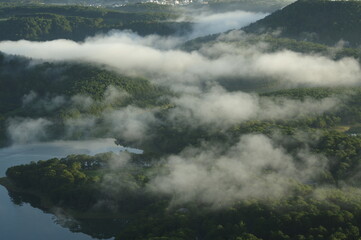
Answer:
0;176;113;240
0;177;55;210
0;177;129;220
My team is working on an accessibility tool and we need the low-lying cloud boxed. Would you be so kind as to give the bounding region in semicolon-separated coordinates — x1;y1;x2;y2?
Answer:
10;84;341;145
148;134;327;207
0;30;360;90
7;117;53;144
169;86;340;127
62;105;156;143
103;106;156;143
1;7;355;211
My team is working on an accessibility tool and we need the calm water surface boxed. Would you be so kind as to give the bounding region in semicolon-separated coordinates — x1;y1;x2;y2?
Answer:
0;139;135;240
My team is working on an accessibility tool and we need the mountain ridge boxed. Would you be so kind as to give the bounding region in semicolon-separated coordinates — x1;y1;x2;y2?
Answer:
243;0;361;46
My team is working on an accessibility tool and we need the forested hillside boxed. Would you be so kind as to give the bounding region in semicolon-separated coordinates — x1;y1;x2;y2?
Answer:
4;1;361;240
244;0;361;46
0;4;191;41
0;51;170;146
0;52;166;112
6;126;361;240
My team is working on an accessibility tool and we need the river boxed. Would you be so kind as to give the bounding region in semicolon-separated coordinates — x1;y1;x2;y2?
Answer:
0;139;139;240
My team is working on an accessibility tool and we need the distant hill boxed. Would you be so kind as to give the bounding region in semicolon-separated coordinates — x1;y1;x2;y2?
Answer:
0;4;191;41
243;0;361;46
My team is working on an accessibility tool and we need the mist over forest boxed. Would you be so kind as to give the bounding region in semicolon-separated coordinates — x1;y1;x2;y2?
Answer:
2;1;361;240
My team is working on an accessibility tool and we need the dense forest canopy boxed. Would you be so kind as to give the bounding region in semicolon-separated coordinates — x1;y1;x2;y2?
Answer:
244;0;361;46
0;4;191;41
6;128;361;239
3;1;361;240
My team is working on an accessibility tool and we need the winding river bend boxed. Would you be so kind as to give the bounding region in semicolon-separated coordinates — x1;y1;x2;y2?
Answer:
0;139;137;240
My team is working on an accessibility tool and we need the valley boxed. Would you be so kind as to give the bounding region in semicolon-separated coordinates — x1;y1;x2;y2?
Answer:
2;1;361;240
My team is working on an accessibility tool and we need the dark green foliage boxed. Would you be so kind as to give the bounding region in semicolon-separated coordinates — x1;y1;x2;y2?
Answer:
133;86;361;157
6;154;101;209
316;131;361;183
0;51;170;146
4;3;361;238
184;35;361;94
0;4;190;41
114;189;361;240
243;0;361;46
6;83;361;239
5;152;152;211
7;142;361;240
185;33;361;62
0;52;168;115
262;88;340;100
113;128;361;239
0;116;6;146
256;35;334;57
262;87;361;128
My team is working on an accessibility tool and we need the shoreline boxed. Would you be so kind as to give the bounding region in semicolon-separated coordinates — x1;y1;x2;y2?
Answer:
0;177;54;210
0;177;128;220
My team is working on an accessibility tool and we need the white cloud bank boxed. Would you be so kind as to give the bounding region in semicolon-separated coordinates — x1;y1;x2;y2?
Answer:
169;86;339;127
7;118;52;144
148;134;327;207
0;31;360;90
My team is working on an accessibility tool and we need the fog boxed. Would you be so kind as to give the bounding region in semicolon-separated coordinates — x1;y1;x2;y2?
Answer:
1;30;360;91
6;83;341;146
169;86;340;128
7;118;53;144
148;134;327;207
0;7;358;207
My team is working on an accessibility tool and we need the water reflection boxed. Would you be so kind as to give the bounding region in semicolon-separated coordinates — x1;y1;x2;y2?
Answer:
7;189;125;239
0;138;142;176
0;139;133;240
